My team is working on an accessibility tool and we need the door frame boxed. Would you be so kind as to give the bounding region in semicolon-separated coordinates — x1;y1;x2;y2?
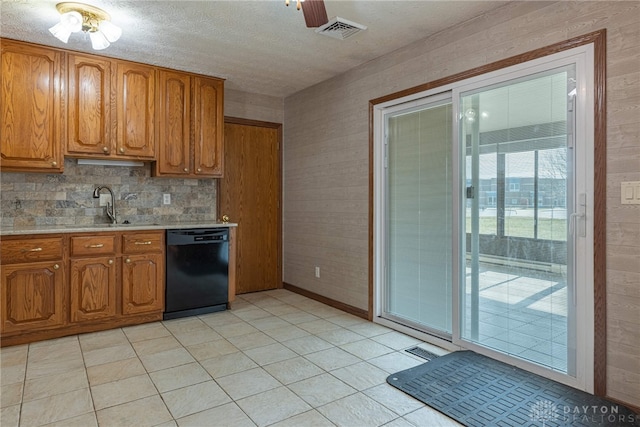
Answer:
368;30;607;395
220;116;283;290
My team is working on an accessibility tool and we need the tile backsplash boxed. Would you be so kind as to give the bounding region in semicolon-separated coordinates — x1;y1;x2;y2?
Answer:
0;159;217;228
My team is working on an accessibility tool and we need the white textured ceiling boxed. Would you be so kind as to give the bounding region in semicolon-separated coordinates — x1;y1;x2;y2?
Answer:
0;0;509;98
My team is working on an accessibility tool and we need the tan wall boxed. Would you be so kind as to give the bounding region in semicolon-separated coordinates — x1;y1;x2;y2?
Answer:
283;1;639;406
225;88;284;124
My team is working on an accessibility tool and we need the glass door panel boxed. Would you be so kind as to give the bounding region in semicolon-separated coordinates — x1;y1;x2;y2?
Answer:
460;66;576;375
384;99;452;336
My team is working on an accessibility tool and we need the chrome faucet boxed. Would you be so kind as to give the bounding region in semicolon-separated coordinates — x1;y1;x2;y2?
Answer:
93;186;117;224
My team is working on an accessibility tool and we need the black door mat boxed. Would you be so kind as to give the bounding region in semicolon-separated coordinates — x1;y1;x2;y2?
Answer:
388;350;639;427
405;346;440;361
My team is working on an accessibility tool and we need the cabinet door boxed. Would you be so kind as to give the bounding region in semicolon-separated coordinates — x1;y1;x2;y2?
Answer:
0;40;63;173
155;70;191;175
69;257;117;322
1;261;64;333
122;253;163;315
193;77;224;177
67;53;112;156
116;61;155;159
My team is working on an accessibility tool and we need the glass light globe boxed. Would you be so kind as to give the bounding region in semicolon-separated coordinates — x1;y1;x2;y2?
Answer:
90;31;110;50
49;10;82;43
99;20;122;43
60;11;82;33
49;22;73;43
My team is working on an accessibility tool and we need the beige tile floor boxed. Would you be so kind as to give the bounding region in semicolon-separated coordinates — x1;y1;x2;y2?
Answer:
0;289;461;427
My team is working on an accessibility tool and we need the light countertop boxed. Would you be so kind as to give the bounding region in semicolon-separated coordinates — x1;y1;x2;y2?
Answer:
0;221;237;236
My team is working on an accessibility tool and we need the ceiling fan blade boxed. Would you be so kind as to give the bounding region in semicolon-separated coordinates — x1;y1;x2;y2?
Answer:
301;0;328;28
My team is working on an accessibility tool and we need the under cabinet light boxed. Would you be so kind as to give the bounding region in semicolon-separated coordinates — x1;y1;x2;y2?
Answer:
77;159;144;167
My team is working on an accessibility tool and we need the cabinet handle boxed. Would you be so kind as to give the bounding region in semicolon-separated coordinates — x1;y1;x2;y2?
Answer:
134;241;152;245
183;168;189;173
103;146;109;152
108;259;114;265
53;264;60;270
119;147;125;153
52;161;57;167
197;168;202;173
21;247;43;253
86;243;104;248
125;258;131;263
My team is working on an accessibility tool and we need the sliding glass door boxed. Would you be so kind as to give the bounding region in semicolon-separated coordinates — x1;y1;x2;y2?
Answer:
382;95;453;337
374;45;594;389
459;66;577;375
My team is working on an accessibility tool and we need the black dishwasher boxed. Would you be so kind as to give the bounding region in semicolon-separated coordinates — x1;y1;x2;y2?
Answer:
164;228;229;320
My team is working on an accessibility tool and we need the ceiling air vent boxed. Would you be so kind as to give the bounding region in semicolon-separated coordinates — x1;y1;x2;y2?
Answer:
315;17;367;40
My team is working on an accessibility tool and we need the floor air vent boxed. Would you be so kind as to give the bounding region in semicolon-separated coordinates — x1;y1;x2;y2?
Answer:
315;17;367;40
405;347;440;361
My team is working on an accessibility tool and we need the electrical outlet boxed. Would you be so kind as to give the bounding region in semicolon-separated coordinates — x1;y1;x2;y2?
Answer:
315;266;320;278
99;194;110;206
163;194;171;205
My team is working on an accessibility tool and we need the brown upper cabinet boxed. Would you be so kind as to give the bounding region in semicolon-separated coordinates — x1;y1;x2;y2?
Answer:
67;53;111;156
154;72;224;178
67;54;155;160
155;70;191;175
116;61;155;159
0;40;64;173
1;39;223;174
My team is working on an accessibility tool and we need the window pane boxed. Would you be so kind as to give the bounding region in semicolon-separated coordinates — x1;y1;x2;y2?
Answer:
466;153;498;236
539;147;567;241
504;152;535;238
386;101;452;335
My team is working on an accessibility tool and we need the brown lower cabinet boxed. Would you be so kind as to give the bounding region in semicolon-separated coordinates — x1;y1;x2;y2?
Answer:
0;235;66;334
121;232;164;315
1;261;66;334
69;234;118;323
0;230;165;347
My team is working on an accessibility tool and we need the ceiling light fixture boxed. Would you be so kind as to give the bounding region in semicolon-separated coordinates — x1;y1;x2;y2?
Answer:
49;2;121;50
285;0;304;11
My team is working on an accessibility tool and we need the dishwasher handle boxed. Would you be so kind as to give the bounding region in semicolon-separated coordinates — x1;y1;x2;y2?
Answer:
194;234;227;242
167;228;229;245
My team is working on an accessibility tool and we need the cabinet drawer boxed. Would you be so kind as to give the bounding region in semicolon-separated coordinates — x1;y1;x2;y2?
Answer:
70;235;116;256
1;236;63;264
123;232;164;253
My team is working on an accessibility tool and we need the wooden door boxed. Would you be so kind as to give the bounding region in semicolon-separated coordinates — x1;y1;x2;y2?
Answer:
193;77;224;177
67;53;112;156
155;70;191;176
219;119;281;294
1;262;65;333
0;40;63;172
69;257;117;322
116;61;155;159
